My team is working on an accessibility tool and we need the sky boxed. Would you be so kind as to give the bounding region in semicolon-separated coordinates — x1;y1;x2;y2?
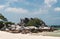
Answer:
0;0;60;25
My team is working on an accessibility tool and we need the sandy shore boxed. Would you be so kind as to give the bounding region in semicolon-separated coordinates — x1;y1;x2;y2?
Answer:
0;31;60;39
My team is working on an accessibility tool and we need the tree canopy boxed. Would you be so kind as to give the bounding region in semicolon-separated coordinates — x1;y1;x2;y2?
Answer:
0;13;15;29
0;13;7;22
20;18;46;27
0;13;8;29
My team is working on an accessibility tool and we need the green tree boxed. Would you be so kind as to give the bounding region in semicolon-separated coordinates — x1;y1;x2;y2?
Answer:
0;14;7;21
24;18;29;24
0;21;4;29
5;21;15;28
0;13;8;29
26;18;46;27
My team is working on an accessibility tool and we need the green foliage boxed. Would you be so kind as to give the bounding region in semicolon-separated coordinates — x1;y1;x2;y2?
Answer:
5;22;15;28
24;18;46;27
0;13;8;29
0;21;4;29
24;18;29;24
26;19;35;26
0;13;7;21
0;13;15;28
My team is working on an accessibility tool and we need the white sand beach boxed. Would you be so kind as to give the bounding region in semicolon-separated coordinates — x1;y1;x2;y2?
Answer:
0;31;60;39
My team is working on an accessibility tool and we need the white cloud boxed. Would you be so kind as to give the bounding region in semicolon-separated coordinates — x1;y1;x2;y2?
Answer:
5;7;29;13
4;7;48;14
32;0;57;15
44;0;57;7
31;8;48;15
54;7;60;11
0;5;5;10
6;0;26;4
6;0;18;2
